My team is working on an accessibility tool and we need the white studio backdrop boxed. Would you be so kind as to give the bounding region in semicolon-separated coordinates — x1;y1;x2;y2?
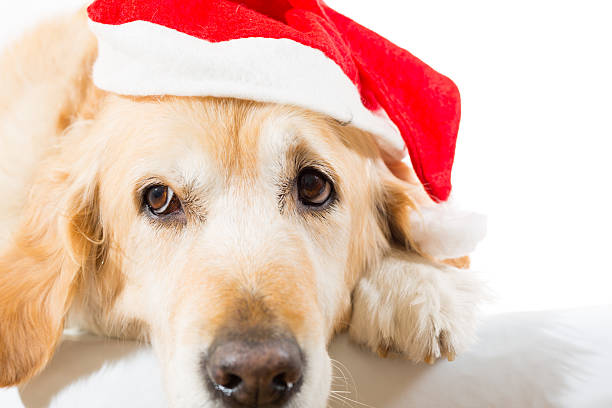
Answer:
1;0;611;315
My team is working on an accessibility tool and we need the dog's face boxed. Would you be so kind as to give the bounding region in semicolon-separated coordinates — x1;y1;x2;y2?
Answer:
0;95;425;407
90;96;392;407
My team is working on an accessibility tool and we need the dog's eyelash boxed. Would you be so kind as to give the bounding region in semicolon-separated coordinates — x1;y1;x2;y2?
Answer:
276;178;293;213
302;197;338;220
144;214;187;235
182;195;207;223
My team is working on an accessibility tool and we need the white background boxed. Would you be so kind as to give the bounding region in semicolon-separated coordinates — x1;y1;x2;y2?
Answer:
1;0;611;315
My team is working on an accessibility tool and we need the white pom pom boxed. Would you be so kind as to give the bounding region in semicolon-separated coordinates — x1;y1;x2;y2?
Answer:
410;202;487;260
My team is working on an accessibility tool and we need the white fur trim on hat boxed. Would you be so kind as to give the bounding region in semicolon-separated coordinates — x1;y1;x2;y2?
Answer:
88;20;407;160
410;202;487;260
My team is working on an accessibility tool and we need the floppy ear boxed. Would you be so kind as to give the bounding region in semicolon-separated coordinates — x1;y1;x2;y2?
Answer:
0;8;104;385
0;154;101;386
379;161;429;256
382;159;486;263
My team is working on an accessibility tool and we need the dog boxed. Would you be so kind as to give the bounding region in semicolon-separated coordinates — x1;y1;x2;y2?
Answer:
0;10;484;408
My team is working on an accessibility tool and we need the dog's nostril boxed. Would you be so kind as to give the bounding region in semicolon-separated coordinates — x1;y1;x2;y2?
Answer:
272;373;286;387
272;372;297;393
221;373;242;390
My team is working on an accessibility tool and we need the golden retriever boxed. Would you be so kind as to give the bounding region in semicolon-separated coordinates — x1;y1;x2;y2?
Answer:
0;10;483;408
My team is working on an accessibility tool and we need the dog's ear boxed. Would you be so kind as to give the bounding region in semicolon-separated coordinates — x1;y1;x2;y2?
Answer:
378;160;435;259
0;10;105;385
380;159;484;265
0;147;102;386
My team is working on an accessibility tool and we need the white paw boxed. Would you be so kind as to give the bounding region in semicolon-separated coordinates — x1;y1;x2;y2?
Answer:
349;251;483;363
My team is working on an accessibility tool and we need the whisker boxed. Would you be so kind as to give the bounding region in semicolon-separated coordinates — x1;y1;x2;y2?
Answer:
328;393;354;408
330;359;358;395
327;358;374;408
329;392;375;408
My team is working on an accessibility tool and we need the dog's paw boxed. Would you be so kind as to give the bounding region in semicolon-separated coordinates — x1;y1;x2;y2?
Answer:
349;250;483;363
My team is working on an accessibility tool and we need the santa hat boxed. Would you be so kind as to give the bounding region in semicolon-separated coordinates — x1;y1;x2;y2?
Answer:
86;0;485;259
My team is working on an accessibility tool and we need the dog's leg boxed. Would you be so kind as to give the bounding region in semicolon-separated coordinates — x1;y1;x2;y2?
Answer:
349;250;484;363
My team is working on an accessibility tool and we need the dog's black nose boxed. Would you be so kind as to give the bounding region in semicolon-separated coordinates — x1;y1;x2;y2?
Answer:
205;335;303;406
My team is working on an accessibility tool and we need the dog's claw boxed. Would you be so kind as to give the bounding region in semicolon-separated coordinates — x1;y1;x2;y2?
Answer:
424;355;436;365
439;330;456;362
377;345;390;358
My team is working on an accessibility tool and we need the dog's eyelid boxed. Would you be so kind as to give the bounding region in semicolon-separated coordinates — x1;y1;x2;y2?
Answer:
137;176;166;189
288;138;339;183
136;177;163;196
307;165;334;182
294;160;337;186
135;176;187;199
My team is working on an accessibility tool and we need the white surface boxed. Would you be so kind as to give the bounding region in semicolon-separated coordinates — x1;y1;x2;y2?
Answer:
2;307;611;407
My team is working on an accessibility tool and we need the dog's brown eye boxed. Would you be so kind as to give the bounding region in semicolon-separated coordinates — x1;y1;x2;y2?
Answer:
145;185;182;216
297;169;333;207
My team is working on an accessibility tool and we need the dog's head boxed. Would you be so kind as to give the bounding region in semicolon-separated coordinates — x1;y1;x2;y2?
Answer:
0;95;433;407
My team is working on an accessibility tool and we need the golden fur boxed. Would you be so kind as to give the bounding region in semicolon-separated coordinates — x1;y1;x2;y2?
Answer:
0;10;483;406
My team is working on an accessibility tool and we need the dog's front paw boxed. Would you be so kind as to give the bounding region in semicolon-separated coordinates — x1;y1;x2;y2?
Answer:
349;250;483;363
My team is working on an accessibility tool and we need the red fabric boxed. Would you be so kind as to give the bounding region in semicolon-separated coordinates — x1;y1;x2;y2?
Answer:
321;5;460;201
88;0;460;201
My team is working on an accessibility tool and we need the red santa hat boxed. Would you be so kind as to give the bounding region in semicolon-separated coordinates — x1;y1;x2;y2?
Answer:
86;0;486;259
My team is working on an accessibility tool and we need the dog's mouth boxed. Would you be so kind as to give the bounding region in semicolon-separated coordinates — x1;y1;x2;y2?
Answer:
202;329;305;407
